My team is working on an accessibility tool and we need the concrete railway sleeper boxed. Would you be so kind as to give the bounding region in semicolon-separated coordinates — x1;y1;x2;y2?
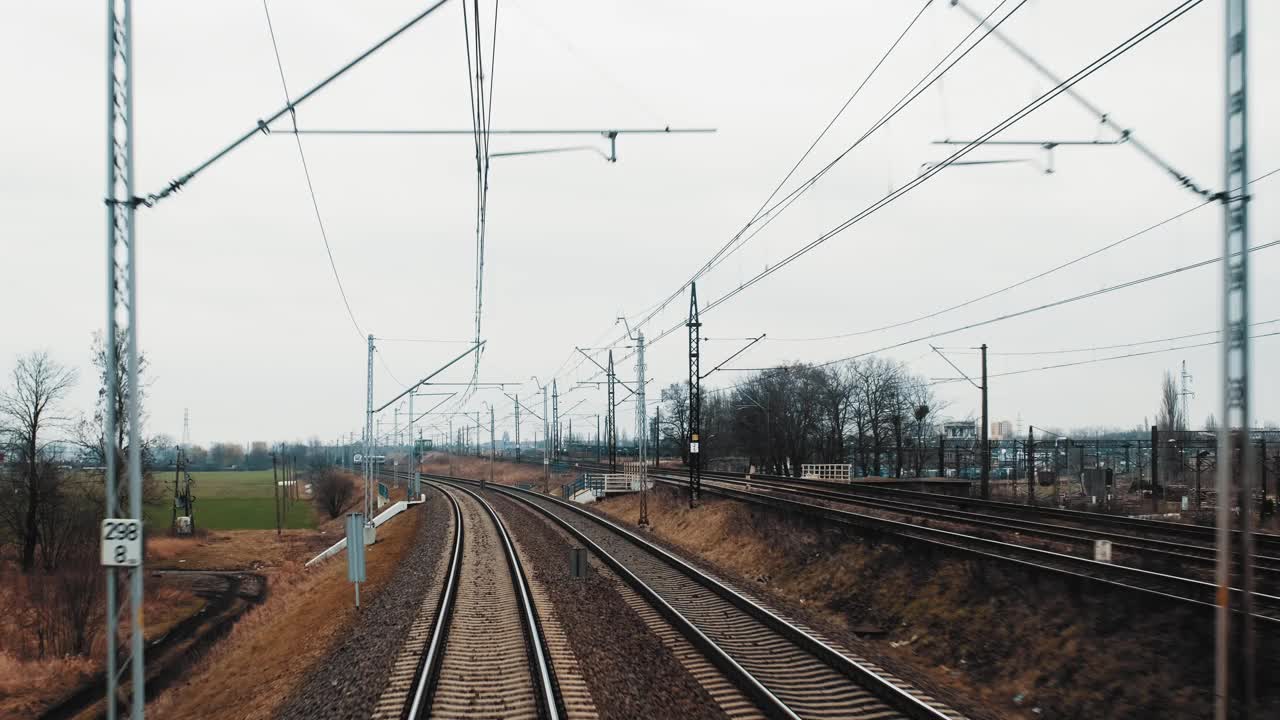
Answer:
426;473;965;720
393;483;562;720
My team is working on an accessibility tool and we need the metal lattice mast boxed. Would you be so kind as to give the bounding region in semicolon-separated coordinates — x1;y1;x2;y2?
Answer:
606;351;617;471
1216;0;1255;716
104;2;145;715
635;331;647;465
514;393;521;462
688;283;702;507
181;407;190;448
364;335;375;517
552;380;560;460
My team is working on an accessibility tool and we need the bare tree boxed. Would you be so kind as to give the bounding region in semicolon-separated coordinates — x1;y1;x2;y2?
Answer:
312;468;356;519
0;352;77;572
1156;370;1185;432
659;383;690;464
75;329;159;507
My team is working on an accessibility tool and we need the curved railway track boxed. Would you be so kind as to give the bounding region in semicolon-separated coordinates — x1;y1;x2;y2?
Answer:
426;472;965;720
393;482;562;720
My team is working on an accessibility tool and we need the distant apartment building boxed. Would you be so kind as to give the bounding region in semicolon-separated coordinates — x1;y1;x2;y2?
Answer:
990;420;1013;440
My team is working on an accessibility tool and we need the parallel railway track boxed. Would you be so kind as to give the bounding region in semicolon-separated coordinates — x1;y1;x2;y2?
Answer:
695;467;1280;556
603;465;1280;627
690;470;1280;585
424;471;965;720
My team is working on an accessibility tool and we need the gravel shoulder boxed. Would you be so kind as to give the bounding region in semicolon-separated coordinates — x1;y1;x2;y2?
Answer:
274;489;450;720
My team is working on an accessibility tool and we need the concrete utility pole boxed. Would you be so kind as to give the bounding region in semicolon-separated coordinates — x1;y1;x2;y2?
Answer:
542;384;550;491
489;404;495;490
365;335;375;517
980;343;990;499
1216;3;1256;716
408;392;417;497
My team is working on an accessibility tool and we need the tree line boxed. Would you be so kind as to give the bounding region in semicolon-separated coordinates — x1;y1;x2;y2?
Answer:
657;357;947;477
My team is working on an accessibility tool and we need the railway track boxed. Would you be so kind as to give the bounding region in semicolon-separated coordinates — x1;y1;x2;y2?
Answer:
688;469;1280;585
697;466;1280;556
426;472;966;720
379;481;562;720
615;466;1280;627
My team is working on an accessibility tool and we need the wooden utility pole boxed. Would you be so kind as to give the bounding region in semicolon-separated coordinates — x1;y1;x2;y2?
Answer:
272;452;281;536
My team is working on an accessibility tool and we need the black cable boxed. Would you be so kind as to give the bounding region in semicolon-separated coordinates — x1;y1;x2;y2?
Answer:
262;0;364;339
773;165;1279;342
818;238;1279;368
716;239;1280;379
577;0;1025;379
639;0;1205;357
619;0;1016;341
984;331;1280;381
984;318;1280;357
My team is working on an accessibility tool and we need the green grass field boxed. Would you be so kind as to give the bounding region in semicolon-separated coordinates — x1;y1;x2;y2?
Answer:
145;470;316;530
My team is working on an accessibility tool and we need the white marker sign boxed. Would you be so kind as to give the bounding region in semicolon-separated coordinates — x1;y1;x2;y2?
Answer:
690;442;700;454
101;519;142;567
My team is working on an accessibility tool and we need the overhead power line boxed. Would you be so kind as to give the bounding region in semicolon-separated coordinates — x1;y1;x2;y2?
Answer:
816;238;1280;368
966;331;1280;383
718;239;1280;374
262;0;364;340
984;318;1280;357
585;0;950;362
771;165;1279;342
143;0;452;207
949;0;1213;198
626;0;1205;366
571;0;1018;382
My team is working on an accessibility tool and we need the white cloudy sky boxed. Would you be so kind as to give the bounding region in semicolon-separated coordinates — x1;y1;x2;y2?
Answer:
2;0;1277;447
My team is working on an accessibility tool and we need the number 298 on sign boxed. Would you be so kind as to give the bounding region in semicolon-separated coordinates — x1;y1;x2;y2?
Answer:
101;519;142;567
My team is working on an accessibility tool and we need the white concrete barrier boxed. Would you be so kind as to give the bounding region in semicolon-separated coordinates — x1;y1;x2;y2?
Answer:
305;500;410;568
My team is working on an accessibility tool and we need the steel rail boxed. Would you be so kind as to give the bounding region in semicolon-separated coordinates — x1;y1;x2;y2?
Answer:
629;470;1280;626
695;471;1280;578
710;468;1280;553
446;482;562;720
420;476;800;720
406;484;464;720
424;472;957;720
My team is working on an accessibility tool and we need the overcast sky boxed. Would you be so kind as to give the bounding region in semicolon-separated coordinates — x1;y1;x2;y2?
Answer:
3;0;1277;448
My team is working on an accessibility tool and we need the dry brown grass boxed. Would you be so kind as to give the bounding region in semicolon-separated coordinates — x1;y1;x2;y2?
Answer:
421;453;576;490
0;562;202;718
594;487;1222;720
146;503;424;720
0;651;97;718
147;529;332;571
